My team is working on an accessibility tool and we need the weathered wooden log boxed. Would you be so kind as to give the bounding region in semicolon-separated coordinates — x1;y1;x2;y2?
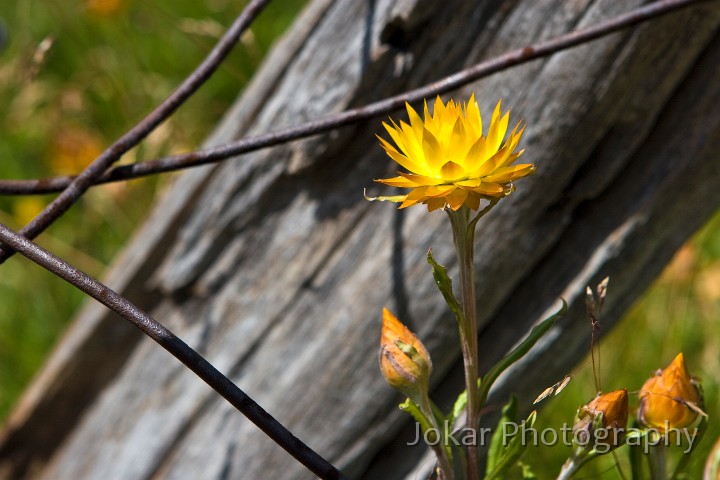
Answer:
1;0;718;479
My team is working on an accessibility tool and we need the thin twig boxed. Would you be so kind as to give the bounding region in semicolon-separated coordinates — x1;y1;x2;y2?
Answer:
0;0;707;196
0;222;348;480
0;0;272;263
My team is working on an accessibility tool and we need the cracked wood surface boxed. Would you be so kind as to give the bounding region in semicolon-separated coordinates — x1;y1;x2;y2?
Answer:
1;1;719;479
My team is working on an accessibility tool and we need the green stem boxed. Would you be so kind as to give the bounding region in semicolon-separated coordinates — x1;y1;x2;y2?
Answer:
647;441;667;480
557;447;593;480
447;206;480;480
446;202;498;479
419;394;455;480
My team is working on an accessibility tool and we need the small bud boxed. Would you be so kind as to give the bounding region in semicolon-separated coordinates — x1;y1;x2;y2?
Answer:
379;308;432;402
573;389;628;451
638;353;703;433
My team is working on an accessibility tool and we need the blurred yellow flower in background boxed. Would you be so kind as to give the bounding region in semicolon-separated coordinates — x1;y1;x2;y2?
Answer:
49;126;104;176
638;353;703;432
372;94;535;212
85;0;129;17
12;198;46;228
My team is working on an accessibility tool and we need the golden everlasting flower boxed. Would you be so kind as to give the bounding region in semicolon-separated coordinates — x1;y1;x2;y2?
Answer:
574;389;629;450
379;308;432;401
638;353;703;432
372;94;535;212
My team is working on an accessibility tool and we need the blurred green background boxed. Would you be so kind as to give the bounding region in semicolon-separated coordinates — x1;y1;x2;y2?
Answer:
0;0;306;419
0;0;717;478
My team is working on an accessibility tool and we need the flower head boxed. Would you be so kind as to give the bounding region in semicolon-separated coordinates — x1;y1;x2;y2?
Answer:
638;353;703;432
573;389;629;450
371;94;535;212
379;308;432;402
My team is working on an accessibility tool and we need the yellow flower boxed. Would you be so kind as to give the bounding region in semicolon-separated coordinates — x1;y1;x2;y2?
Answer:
638;353;703;432
49;126;104;176
372;94;535;212
574;389;629;450
379;308;432;401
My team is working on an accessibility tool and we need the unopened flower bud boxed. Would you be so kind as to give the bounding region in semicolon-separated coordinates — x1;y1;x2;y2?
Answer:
638;353;703;433
379;308;432;402
573;389;628;451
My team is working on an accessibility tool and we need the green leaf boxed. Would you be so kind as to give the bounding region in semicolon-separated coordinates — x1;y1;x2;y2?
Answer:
427;249;464;326
670;415;709;480
479;300;567;405
447;387;468;428
401;398;456;465
399;399;438;445
485;408;537;480
486;395;519;476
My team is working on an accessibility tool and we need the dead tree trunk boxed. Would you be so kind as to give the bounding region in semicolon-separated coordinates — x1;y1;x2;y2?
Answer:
1;0;719;479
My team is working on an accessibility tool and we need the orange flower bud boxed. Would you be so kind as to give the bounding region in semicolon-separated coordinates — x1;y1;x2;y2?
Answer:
573;389;628;450
638;353;703;432
379;308;432;401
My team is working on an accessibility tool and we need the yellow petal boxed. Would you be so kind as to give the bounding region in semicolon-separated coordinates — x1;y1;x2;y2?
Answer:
487;105;509;152
440;161;465;180
465;93;482;137
448;117;469;163
406;102;424;139
374;175;420;188
378;136;424;174
445;188;469;210
472;147;505;178
400;187;429;208
398;172;441;186
464;134;494;170
455;178;483;188
426;197;446;212
364;191;407;204
422;127;443;173
470;183;505;196
464;191;481;210
425;185;456;198
482;163;536;183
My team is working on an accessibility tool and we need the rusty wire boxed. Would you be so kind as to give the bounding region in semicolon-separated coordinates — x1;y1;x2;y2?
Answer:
0;0;708;197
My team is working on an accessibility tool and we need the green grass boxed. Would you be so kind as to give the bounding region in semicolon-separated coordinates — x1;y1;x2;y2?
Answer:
0;0;306;420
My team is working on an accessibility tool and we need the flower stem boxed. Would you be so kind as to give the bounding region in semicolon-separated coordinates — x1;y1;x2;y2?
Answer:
557;448;592;480
419;394;455;480
447;206;481;480
647;441;667;480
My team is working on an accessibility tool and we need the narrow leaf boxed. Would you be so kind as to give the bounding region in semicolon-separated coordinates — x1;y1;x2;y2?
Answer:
479;300;567;405
486;395;519;476
427;248;464;325
485;409;537;480
399;399;437;445
671;415;708;480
